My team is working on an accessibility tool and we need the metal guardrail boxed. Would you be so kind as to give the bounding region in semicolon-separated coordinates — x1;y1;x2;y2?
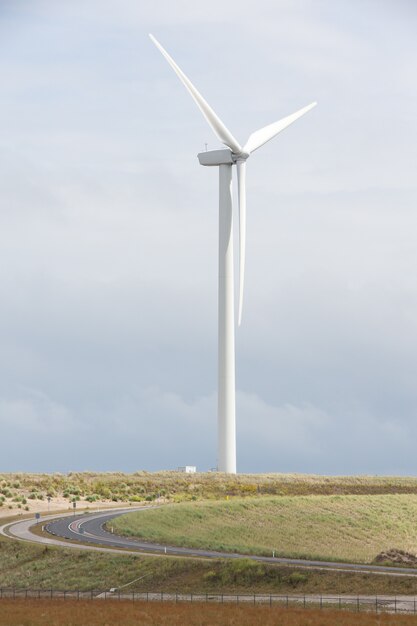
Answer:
0;589;417;613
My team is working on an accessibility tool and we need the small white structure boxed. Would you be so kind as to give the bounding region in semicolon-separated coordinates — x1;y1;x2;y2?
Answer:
177;466;197;474
150;35;316;474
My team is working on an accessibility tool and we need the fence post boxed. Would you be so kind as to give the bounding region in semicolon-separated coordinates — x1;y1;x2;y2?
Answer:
320;595;322;609
414;597;416;614
357;596;359;612
176;593;178;603
303;595;306;609
395;597;397;613
270;595;272;607
254;594;256;605
375;596;378;613
286;595;288;608
339;596;341;610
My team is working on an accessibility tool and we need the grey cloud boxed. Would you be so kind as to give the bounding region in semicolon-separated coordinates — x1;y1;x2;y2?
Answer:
0;1;416;473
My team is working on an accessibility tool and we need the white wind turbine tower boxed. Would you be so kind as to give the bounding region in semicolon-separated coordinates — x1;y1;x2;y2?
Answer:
150;34;316;474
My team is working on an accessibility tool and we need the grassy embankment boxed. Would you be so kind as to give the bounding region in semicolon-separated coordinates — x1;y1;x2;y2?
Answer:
1;600;417;626
112;494;417;564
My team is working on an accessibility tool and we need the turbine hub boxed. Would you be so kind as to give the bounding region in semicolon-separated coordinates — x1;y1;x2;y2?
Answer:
233;152;249;162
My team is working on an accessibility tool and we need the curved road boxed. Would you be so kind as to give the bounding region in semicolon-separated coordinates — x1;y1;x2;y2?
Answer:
3;507;417;578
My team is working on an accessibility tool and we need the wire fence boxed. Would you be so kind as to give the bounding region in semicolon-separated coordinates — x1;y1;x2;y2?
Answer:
1;589;417;614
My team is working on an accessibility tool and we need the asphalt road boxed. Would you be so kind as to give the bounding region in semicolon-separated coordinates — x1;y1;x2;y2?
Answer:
4;507;417;578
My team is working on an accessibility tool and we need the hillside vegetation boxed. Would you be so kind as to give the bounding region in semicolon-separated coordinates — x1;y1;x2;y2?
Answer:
112;494;417;563
2;472;417;514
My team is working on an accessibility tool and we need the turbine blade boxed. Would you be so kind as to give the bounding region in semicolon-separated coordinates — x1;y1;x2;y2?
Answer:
236;160;246;327
149;34;242;154
243;102;317;155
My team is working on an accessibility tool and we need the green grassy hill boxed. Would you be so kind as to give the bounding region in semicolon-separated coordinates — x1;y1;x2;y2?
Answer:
112;494;417;563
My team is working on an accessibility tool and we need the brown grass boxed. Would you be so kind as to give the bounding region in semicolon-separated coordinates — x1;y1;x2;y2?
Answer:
1;600;417;626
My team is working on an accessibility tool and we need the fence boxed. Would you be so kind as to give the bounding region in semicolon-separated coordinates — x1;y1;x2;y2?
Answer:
0;589;417;614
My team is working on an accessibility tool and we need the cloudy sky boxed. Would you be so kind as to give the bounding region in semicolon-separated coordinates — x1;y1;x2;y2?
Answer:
1;0;416;474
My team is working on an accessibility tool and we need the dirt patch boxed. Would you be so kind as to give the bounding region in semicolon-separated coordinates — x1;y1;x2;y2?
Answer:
374;549;417;567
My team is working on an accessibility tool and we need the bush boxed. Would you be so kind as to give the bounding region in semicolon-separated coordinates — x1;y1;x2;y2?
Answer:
288;572;308;587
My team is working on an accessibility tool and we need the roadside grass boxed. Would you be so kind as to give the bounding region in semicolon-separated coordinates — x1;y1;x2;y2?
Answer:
1;600;417;626
2;534;417;595
112;494;417;563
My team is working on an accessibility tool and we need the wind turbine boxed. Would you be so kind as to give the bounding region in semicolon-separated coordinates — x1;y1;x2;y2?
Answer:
150;34;316;474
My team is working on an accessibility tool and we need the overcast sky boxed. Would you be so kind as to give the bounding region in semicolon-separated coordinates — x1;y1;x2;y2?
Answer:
1;0;417;474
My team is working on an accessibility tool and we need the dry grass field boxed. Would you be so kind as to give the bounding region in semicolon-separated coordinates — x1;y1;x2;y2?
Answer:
112;493;417;563
1;600;417;626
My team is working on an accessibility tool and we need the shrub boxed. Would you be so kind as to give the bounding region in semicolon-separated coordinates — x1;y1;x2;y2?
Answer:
288;572;308;587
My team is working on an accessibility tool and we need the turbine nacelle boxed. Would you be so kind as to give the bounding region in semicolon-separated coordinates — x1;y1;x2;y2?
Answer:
197;149;249;167
197;149;233;167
